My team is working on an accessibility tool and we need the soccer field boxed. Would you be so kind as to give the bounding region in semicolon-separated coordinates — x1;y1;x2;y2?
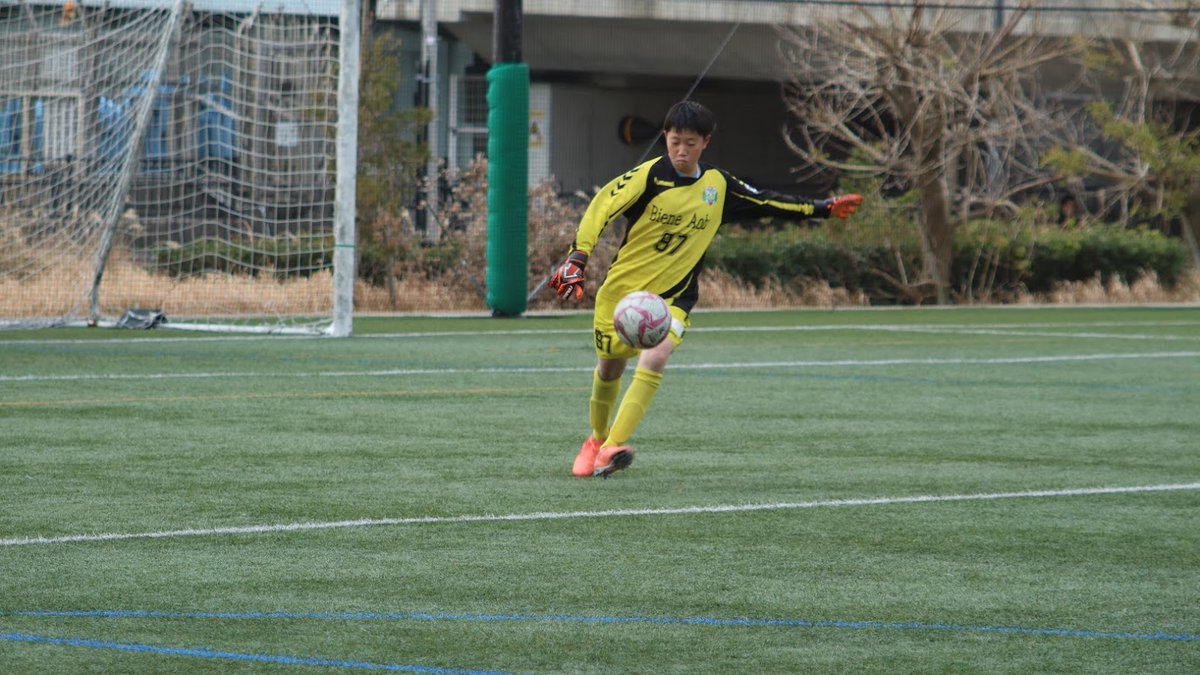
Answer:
1;306;1198;674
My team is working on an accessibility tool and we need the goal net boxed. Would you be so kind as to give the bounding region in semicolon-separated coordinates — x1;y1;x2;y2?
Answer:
0;0;354;334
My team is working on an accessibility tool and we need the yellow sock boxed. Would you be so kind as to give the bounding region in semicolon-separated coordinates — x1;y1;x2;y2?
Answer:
604;368;663;447
589;369;622;441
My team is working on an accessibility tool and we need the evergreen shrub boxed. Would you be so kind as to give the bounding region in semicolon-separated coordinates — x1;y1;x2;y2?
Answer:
709;218;1189;304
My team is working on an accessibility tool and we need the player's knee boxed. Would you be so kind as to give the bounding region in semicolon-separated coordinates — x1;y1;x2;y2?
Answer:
636;341;673;372
596;358;626;381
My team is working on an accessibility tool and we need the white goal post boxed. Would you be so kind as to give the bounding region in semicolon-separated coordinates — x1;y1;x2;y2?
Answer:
0;0;357;335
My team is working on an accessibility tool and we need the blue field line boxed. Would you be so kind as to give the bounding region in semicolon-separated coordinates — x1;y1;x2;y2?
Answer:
0;632;512;674
4;609;1197;642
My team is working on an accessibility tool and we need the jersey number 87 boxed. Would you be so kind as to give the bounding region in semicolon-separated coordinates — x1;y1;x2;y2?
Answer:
654;232;688;254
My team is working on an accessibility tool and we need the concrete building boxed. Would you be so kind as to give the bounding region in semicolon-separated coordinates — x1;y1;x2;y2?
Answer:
374;0;1196;194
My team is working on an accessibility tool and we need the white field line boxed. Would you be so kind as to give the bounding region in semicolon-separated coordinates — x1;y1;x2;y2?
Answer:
2;320;1199;347
2;351;1199;383
2;483;1197;548
700;324;1200;338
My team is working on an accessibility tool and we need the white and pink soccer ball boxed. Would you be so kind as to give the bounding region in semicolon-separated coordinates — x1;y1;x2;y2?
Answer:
613;291;671;349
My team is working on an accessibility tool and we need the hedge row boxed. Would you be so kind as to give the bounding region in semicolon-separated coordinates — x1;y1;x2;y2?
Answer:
152;236;334;279
149;220;1190;306
706;221;1190;304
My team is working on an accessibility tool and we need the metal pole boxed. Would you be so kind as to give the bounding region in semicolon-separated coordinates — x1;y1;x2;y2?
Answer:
329;0;360;337
994;0;1004;31
89;0;186;324
421;0;439;243
494;0;522;63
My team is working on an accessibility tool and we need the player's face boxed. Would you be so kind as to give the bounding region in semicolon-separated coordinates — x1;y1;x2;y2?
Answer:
664;129;711;177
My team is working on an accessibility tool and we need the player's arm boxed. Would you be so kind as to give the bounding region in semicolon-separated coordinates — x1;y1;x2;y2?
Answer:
722;171;861;223
550;161;653;301
572;162;653;255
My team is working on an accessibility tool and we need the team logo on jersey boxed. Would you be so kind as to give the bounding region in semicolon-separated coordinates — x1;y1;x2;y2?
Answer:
702;186;718;206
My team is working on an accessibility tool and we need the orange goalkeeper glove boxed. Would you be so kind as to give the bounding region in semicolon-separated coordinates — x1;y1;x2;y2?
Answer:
828;194;863;219
549;251;589;301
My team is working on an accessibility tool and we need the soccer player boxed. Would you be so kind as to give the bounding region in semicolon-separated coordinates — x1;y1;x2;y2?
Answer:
550;100;862;478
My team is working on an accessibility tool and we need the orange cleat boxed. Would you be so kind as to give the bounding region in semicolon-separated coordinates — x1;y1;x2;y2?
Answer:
593;445;634;479
572;437;603;478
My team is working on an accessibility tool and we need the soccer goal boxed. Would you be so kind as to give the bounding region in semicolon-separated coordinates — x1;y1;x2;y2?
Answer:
0;0;357;335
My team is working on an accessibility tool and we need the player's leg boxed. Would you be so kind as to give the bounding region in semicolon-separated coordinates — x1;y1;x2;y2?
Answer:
594;305;690;477
573;295;637;477
573;358;625;477
590;360;624;440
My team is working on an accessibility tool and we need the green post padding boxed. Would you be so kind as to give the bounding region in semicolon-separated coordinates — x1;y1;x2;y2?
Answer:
485;63;529;316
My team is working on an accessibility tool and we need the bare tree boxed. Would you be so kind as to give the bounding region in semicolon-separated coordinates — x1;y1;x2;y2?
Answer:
1045;3;1200;267
778;1;1079;304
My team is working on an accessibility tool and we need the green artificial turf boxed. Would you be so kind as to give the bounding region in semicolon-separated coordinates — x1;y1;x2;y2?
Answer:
1;306;1197;673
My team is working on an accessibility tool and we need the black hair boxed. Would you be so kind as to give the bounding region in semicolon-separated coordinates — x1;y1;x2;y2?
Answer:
662;100;716;137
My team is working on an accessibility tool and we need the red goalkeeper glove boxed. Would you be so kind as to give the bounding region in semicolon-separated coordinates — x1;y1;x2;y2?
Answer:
828;194;863;219
549;251;589;301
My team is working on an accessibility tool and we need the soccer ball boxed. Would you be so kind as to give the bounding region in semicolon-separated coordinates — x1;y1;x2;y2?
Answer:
613;291;671;349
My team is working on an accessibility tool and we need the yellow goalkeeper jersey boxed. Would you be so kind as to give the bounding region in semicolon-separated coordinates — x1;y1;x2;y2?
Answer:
573;155;833;313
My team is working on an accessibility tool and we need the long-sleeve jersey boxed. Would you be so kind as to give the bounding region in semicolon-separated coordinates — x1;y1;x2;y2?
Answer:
573;155;833;313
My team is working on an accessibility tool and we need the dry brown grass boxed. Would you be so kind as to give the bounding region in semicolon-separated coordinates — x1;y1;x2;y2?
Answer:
99;259;335;317
355;274;488;312
4;255;1199;321
0;265;93;317
697;268;872;310
1041;270;1200;306
2;253;338;320
0;215;97;318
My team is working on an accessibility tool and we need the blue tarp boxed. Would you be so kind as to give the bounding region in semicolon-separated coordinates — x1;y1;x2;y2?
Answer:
2;73;238;175
0;98;44;174
197;75;236;162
